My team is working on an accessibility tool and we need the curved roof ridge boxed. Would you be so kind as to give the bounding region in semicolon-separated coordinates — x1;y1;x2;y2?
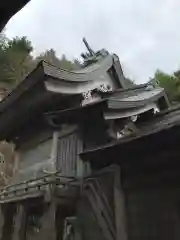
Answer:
41;55;114;83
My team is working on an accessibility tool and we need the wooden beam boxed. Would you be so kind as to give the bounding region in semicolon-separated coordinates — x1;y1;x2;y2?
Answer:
81;124;180;166
84;165;127;240
36;200;57;240
114;166;128;240
0;203;15;240
0;205;5;240
56;213;64;240
12;204;27;240
85;189;114;240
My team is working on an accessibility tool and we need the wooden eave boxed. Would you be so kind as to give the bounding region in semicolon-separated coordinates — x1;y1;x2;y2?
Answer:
0;61;83;140
43;55;118;94
0;59;170;143
107;87;167;109
0;59;141;140
44;99;107;126
80;107;180;167
43;88;170;141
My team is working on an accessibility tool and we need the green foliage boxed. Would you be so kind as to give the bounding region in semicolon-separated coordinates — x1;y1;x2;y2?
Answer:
35;50;81;70
125;77;135;87
153;70;180;103
73;59;82;69
59;54;77;70
0;33;81;93
5;36;33;53
35;49;61;67
0;35;34;89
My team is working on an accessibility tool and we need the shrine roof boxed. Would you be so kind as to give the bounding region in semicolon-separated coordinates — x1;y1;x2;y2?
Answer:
42;55;113;82
0;57;169;141
45;85;169;122
0;55;121;113
107;87;165;109
0;56;121;140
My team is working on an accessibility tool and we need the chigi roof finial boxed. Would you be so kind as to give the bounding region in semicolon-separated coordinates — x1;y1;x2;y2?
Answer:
82;37;95;56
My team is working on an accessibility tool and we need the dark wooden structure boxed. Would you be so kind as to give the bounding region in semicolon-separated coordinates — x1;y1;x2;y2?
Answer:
0;42;179;240
0;0;30;31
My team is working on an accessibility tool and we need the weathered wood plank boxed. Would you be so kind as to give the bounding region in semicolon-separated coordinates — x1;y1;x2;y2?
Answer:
86;190;114;240
86;182;115;238
114;166;128;240
1;203;15;240
35;200;57;240
0;204;5;240
12;204;27;240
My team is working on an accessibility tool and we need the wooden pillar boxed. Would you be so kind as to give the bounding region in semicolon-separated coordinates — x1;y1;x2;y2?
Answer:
0;204;5;240
1;203;15;240
56;212;65;240
114;166;128;240
12;204;27;240
37;200;57;240
51;131;59;172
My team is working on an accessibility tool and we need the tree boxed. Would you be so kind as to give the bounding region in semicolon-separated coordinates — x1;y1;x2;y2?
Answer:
59;54;76;70
0;32;7;46
0;35;81;93
0;36;33;90
35;49;61;67
35;50;80;71
0;33;134;96
0;33;83;95
153;70;180;103
73;58;82;70
125;77;135;87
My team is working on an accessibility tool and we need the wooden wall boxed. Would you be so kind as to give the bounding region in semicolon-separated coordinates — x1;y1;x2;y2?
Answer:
57;129;83;177
77;166;127;240
12;138;53;184
126;187;180;240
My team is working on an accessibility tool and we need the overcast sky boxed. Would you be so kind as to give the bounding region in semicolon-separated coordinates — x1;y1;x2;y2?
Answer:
5;0;180;83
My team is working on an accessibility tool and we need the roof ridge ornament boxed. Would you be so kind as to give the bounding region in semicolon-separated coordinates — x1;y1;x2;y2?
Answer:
81;84;112;106
81;38;109;67
82;38;95;57
97;84;112;93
